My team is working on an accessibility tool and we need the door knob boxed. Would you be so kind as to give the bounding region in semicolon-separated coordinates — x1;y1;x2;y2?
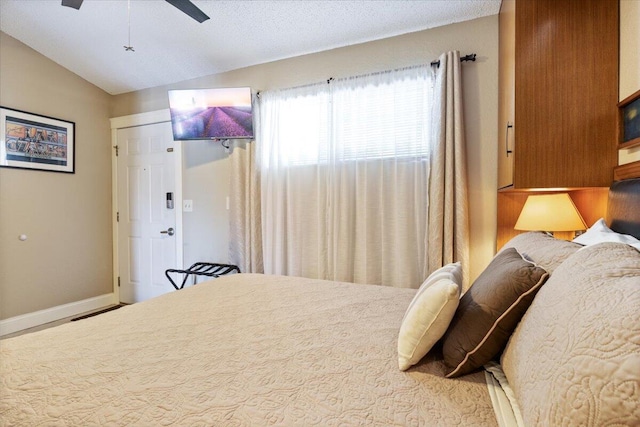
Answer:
160;227;175;236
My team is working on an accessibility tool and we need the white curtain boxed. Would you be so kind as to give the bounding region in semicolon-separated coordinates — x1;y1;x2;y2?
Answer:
258;67;433;288
229;140;263;273
229;96;263;273
428;51;471;289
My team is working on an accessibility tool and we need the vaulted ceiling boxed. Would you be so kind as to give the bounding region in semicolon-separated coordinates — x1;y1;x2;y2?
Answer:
0;0;501;95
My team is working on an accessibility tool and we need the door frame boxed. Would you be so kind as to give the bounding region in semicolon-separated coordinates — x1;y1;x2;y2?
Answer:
109;109;184;302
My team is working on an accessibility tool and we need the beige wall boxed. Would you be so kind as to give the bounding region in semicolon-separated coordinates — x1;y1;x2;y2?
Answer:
0;32;113;320
112;15;500;283
619;0;640;165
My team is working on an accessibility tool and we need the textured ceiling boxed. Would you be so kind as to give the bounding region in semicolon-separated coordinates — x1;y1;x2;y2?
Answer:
0;0;501;95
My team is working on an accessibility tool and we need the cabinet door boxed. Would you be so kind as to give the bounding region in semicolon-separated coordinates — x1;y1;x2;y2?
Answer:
513;0;617;188
497;0;515;189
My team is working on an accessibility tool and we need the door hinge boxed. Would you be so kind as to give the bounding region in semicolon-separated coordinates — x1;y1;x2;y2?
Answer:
117;212;120;222
113;145;119;156
118;276;121;287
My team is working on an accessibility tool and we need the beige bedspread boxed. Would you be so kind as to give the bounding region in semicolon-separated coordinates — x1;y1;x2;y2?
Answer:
1;274;497;426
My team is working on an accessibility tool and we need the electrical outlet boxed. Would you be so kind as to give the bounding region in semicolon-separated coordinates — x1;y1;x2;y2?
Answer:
183;199;193;212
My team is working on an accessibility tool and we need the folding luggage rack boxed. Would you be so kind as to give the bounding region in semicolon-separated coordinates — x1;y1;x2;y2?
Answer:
165;262;240;290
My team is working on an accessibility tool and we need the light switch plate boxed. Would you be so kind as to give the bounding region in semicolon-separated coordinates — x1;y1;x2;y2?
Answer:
183;199;193;212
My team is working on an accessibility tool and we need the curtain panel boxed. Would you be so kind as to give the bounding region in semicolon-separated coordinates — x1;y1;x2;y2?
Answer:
428;51;471;289
229;140;263;273
258;67;434;288
229;95;264;273
229;53;470;289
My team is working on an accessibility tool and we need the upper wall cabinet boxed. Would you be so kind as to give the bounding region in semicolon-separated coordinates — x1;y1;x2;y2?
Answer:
498;0;516;188
498;0;619;190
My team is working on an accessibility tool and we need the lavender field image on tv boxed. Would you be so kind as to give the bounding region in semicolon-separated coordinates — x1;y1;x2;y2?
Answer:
168;87;253;140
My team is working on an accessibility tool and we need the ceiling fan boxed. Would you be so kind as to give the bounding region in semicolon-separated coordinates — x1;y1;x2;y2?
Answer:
61;0;210;23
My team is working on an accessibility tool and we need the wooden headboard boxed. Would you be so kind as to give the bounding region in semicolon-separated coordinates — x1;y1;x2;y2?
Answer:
606;177;640;240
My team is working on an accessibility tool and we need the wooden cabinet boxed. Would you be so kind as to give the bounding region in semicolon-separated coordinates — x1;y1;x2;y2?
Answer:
497;0;515;189
497;0;619;190
496;0;619;250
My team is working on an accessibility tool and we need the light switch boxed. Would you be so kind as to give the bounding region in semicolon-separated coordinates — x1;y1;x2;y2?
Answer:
183;199;193;212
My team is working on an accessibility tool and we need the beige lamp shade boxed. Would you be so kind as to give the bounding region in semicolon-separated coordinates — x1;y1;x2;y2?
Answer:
515;193;587;232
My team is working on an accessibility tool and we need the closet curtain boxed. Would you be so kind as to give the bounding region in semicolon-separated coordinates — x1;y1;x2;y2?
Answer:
258;67;433;288
428;51;471;289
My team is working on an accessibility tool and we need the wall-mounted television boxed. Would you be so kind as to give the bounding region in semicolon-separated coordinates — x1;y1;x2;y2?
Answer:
168;87;254;140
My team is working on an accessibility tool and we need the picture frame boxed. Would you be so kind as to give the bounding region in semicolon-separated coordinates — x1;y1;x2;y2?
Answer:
0;106;75;173
618;89;640;150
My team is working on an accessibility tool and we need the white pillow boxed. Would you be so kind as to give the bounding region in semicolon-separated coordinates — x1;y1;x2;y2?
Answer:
573;218;640;250
398;262;462;371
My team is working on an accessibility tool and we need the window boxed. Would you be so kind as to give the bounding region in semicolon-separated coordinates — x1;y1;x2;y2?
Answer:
260;66;433;167
258;65;435;287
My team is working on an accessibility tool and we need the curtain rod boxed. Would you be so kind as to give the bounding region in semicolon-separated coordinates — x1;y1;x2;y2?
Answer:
430;53;476;68
256;63;432;97
256;55;477;97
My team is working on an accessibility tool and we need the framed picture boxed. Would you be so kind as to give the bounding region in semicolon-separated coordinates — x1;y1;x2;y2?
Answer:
619;89;640;150
0;106;75;173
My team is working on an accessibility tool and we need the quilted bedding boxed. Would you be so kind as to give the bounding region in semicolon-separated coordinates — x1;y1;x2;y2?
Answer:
0;274;497;426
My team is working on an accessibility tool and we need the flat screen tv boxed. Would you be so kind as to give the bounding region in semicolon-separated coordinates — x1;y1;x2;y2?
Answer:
168;87;254;140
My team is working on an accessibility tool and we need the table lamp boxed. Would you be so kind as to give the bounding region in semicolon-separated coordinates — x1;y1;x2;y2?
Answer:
514;193;587;240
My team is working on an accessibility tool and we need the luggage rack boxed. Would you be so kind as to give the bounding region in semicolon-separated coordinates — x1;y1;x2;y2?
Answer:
165;262;240;290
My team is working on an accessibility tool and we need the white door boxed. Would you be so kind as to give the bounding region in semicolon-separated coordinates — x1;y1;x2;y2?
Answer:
116;122;181;303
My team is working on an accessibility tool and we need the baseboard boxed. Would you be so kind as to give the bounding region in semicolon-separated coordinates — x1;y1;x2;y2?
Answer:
0;293;117;337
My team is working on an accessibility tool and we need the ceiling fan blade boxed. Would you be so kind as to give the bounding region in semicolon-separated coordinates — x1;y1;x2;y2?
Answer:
165;0;210;23
61;0;84;10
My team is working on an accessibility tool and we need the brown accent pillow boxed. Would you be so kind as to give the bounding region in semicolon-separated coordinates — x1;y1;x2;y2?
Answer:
441;247;549;378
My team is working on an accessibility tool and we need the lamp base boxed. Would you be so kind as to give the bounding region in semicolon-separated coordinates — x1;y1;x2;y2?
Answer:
551;231;576;241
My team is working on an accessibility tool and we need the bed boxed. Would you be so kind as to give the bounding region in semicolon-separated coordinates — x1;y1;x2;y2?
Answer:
1;179;639;426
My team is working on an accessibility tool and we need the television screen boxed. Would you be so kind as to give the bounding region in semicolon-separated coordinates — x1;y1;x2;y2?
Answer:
168;87;254;140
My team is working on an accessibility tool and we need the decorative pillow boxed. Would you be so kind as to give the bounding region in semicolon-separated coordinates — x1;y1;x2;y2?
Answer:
501;243;640;426
397;262;462;371
502;231;581;274
573;218;640;250
441;248;549;378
